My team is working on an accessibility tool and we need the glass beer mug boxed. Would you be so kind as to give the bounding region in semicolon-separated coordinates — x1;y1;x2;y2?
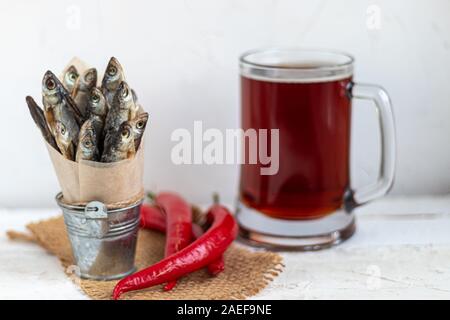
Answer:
237;48;396;250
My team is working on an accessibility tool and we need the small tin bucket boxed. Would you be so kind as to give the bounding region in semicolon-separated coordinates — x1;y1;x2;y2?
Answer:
56;192;142;280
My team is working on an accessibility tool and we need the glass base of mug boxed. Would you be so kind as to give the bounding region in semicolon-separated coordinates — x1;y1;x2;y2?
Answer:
236;201;356;251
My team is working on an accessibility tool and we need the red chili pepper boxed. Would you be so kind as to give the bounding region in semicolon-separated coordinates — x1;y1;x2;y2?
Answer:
206;256;225;275
113;202;237;299
191;223;225;275
140;203;225;276
154;192;192;291
140;204;166;232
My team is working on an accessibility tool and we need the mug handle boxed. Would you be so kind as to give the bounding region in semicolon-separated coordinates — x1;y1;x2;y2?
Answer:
346;82;396;210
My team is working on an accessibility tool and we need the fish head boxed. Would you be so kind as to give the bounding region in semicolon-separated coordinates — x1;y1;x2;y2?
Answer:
117;122;134;151
102;57;124;90
116;81;134;107
63;65;79;91
79;121;97;159
42;71;62;104
88;87;107;117
54;120;71;151
78;68;97;91
133;112;149;136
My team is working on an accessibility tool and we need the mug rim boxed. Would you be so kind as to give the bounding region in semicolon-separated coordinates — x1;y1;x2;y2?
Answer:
239;47;355;70
239;47;354;83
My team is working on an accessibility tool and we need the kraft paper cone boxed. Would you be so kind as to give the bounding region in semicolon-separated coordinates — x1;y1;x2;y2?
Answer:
47;57;144;207
46;142;144;207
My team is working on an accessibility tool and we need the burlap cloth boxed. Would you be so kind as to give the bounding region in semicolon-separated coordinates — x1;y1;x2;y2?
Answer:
7;216;283;300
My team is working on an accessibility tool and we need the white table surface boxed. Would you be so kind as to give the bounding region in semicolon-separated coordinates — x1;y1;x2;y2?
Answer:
1;195;450;300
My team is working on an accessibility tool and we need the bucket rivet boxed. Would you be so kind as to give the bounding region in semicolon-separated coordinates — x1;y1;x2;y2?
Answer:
85;201;108;219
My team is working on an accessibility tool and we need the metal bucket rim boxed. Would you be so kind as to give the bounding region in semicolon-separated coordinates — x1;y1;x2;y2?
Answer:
55;192;143;213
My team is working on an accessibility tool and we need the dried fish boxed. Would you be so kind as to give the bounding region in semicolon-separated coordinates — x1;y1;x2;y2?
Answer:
76;119;99;162
41;70;83;134
28;59;148;163
87;87;108;119
54;118;79;161
101;122;135;163
130;112;148;151
104;81;136;131
101;57;125;107
25;96;59;151
103;81;138;152
73;68;97;118
86;87;108;154
62;65;79;95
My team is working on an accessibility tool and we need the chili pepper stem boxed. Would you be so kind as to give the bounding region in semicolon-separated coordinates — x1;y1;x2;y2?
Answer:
212;193;220;205
147;191;156;202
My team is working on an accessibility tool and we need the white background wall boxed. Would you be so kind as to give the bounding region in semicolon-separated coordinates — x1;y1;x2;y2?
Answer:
0;0;449;208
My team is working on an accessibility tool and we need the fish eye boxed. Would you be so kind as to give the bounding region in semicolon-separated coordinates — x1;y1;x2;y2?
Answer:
121;129;130;138
107;66;117;76
84;140;92;147
136;121;144;129
85;72;94;82
91;93;100;103
46;78;56;90
69;72;77;81
60;126;66;135
121;87;129;98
